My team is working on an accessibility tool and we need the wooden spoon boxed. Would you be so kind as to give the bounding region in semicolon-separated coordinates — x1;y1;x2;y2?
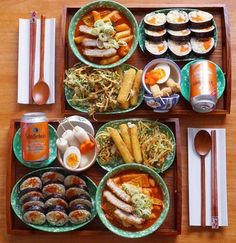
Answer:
32;15;50;105
194;130;212;227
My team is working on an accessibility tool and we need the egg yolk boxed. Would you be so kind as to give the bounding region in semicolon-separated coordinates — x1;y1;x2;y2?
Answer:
66;153;79;168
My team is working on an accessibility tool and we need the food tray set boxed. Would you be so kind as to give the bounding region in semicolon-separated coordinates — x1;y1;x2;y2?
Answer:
7;118;182;235
61;4;231;117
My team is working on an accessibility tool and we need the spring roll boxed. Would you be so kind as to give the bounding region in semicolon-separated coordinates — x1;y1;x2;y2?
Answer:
115;29;131;40
108;127;134;163
130;70;142;106
129;124;142;163
100;55;120;65
117;68;136;104
166;78;181;93
119;124;133;155
119;100;130;109
115;23;130;32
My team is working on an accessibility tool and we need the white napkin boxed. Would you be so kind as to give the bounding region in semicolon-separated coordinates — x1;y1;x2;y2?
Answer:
17;18;56;104
188;128;228;226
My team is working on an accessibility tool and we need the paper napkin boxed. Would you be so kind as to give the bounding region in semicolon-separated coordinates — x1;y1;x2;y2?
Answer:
17;18;56;104
188;128;228;226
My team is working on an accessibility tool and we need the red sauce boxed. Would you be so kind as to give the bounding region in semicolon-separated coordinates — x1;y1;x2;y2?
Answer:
101;171;164;232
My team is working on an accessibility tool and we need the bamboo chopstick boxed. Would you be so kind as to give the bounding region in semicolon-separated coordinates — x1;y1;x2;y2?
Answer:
29;11;37;104
211;130;219;229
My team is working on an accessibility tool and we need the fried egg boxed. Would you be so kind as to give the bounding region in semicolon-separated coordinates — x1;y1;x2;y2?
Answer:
63;146;81;170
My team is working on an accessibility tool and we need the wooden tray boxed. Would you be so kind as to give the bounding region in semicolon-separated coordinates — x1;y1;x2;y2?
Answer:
6;118;182;235
60;4;231;118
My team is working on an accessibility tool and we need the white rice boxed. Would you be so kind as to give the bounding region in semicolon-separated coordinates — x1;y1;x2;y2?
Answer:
167;10;189;24
191;25;215;33
144;12;166;26
189;11;213;23
145;29;166;37
168;40;191;56
145;40;168;55
191;37;214;53
168;29;191;36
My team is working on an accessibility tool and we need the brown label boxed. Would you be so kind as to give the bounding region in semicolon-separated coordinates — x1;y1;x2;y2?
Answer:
21;122;49;162
190;61;217;98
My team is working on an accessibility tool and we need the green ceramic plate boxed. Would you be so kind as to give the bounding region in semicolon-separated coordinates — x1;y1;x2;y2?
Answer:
96;163;170;238
11;167;97;232
95;119;176;173
139;8;218;61
13;124;57;169
68;0;138;69
181;59;226;101
65;64;144;114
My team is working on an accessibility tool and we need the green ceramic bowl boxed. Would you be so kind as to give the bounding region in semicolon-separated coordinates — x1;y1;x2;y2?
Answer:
68;0;139;69
139;8;218;61
181;59;226;101
11;167;97;232
65;63;144;114
95;119;176;173
96;163;170;238
13;124;57;169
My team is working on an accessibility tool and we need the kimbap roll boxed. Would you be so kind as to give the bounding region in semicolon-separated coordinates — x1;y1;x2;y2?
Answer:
167;10;189;30
69;194;92;209
42;183;66;197
45;195;68;209
21;195;44;205
66;187;89;201
68;204;91;224
168;40;192;58
191;25;215;38
144;40;168;57
189;10;213;29
22;200;45;212
144;29;167;42
168;29;191;42
144;12;166;31
20;177;42;191
19;187;42;198
64;175;86;188
46;205;68;226
23;205;46;225
41;171;65;185
191;37;215;55
20;190;43;203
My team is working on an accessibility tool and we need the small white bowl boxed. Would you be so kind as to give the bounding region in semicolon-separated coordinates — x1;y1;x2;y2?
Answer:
57;133;97;172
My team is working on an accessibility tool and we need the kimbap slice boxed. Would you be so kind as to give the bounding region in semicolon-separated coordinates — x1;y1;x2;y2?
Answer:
191;25;215;38
66;183;88;192
144;29;167;42
69;194;92;209
45;197;68;209
168;29;191;42
189;10;213;29
19;187;42;198
42;183;65;197
23;205;46;225
66;187;89;201
20;177;42;191
144;40;168;57
191;37;215;55
64;175;86;188
167;10;189;30
21;195;44;205
41;171;65;185
22;200;44;212
144;12;166;31
46;205;68;226
168;40;192;58
68;204;91;224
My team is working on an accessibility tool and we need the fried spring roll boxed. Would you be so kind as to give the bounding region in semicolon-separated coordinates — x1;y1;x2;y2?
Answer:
108;127;134;163
115;29;131;40
130;70;142;106
129;124;142;163
119;124;133;155
115;23;130;32
117;68;136;104
100;55;120;65
119;100;130;109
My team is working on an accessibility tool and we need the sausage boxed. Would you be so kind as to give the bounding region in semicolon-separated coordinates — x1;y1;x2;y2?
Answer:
83;48;117;58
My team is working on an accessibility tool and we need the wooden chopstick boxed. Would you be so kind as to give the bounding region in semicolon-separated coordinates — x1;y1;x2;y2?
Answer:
29;11;37;104
211;130;219;229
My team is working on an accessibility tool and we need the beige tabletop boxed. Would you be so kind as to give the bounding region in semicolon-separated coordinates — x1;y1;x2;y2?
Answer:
0;0;235;242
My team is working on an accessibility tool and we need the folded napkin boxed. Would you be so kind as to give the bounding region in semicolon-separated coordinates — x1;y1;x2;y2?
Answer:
188;128;228;226
17;18;56;104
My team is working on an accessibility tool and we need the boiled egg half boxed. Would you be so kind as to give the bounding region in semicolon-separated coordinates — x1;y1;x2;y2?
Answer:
153;63;170;84
63;146;81;170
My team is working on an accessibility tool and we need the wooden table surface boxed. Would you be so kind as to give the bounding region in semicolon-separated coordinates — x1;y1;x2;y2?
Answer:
0;0;235;242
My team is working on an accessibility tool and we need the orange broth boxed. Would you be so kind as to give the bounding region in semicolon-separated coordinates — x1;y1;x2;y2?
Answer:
74;8;133;64
101;171;164;232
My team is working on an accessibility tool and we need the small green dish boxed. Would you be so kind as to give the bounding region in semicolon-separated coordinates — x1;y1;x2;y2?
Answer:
65;64;144;114
68;0;139;69
11;167;97;232
13;124;57;169
181;59;226;101
96;163;170;238
95;119;176;173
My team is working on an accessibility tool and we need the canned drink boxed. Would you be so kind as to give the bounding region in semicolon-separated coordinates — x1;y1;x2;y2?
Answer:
21;112;49;162
190;60;217;113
